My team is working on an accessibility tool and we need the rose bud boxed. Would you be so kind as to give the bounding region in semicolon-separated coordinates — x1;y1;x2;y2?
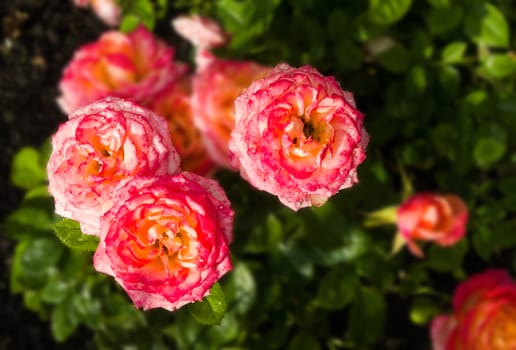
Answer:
172;14;229;51
397;192;468;257
192;59;270;168
93;173;234;311
149;77;215;176
57;25;188;114
47;97;180;235
73;0;121;26
430;269;516;350
229;63;368;210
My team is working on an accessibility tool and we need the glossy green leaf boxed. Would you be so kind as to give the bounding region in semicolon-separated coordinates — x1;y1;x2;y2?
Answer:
426;240;468;272
287;331;321;350
427;0;450;7
10;238;63;291
368;0;413;25
41;278;71;304
377;45;411;73
427;5;463;35
316;265;358;310
410;297;440;325
405;65;427;94
224;262;256;315
54;219;99;251
483;54;516;78
474;137;506;169
441;42;467;64
10;147;47;190
439;66;461;94
4;206;53;239
188;283;227;325
51;299;79;342
348;287;387;346
464;3;509;48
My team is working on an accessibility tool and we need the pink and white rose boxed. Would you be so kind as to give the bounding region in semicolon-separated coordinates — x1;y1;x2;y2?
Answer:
93;173;234;311
397;193;468;257
149;77;215;175
229;63;368;210
191;59;270;168
47;97;180;235
57;25;188;114
430;269;516;350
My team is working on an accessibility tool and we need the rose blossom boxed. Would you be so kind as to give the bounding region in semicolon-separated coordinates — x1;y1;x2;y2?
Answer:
396;192;468;257
57;25;188;114
229;63;368;210
73;0;121;26
430;269;516;350
192;59;270;168
149;77;215;175
93;173;234;311
47;97;180;235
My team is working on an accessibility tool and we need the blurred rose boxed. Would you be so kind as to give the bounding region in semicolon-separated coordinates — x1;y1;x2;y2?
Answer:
150;78;215;175
397;193;468;256
229;63;368;210
431;269;516;350
192;59;270;168
47;97;180;235
93;173;233;311
57;25;188;114
172;14;228;51
73;0;121;26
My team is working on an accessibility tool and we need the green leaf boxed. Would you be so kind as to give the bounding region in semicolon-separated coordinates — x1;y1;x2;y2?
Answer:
464;3;509;48
53;219;99;251
427;0;450;7
188;283;228;325
316;265;358;310
224;262;256;315
51;299;79;342
441;42;467;64
41;278;71;304
10;238;63;291
287;331;321;350
410;297;440;325
474;137;506;169
427;5;463;35
377;45;412;73
10;147;47;190
119;0;155;32
4;206;53;240
279;240;314;278
426;240;468;272
368;0;413;25
347;287;387;346
482;54;516;78
405;65;427;95
120;14;142;32
334;39;363;71
439;66;461;94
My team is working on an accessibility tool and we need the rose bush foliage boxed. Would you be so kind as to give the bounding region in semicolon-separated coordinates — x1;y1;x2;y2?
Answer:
5;0;516;349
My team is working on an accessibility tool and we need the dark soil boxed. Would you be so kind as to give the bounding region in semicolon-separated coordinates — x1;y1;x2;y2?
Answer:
1;1;104;348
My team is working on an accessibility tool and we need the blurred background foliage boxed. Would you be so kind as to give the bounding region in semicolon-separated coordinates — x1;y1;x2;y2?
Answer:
3;0;516;348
